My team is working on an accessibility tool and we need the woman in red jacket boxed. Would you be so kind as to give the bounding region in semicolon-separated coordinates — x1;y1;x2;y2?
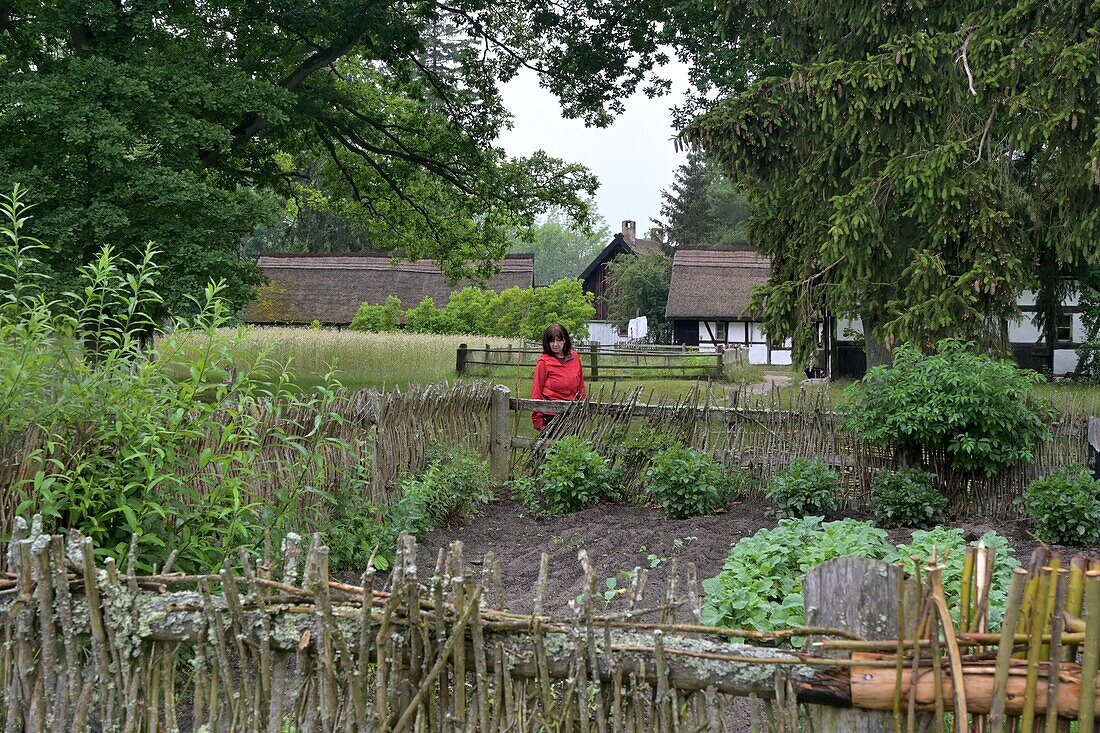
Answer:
530;323;586;430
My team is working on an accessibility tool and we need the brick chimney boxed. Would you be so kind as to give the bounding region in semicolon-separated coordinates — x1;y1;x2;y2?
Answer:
621;220;636;243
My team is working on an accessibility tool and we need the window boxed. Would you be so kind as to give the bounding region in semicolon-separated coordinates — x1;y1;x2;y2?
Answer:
1055;311;1073;343
715;321;728;343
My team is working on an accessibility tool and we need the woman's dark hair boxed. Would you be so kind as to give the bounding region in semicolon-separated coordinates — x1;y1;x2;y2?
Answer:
541;323;572;356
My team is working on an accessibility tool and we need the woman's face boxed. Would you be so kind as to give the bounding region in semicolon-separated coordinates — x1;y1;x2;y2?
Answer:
549;334;565;357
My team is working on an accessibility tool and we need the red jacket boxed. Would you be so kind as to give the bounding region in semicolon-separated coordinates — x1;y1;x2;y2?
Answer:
530;352;586;430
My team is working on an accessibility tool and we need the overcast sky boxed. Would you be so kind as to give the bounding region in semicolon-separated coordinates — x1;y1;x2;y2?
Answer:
497;59;692;237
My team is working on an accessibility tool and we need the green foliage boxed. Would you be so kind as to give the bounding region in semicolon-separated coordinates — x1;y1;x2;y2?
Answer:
1073;268;1100;384
885;528;1019;630
325;445;492;571
654;149;751;249
643;446;743;518
701;518;894;633
765;459;840;518
604;252;673;339
682;1;1100;364
846;341;1051;476
609;429;685;499
404;297;457;334
701;517;1020;637
870;468;946;529
537;437;613;514
510;205;610;286
2;187;346;572
1018;464;1100;546
0;2;686;308
350;296;402;333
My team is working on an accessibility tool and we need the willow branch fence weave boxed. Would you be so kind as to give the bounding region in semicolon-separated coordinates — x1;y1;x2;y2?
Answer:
503;383;1097;519
2;517;1097;732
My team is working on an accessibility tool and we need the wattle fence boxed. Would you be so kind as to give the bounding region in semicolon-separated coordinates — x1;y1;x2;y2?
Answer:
2;518;1097;732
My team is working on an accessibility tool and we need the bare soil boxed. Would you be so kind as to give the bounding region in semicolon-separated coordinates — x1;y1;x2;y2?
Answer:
416;493;1053;616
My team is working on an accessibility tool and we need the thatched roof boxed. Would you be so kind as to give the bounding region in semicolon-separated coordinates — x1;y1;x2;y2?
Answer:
244;253;534;326
664;248;771;320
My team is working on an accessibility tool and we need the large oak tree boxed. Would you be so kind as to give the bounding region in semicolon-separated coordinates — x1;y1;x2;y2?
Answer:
680;0;1100;365
0;1;672;312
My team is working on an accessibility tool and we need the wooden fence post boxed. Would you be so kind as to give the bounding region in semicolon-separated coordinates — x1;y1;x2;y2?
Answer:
1089;417;1100;481
589;342;599;382
489;385;511;486
804;557;921;733
716;345;725;379
456;343;468;375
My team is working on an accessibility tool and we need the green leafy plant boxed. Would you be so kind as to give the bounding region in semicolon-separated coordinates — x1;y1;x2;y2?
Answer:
538;436;612;514
765;458;840;518
701;517;894;634
350;295;402;333
610;428;684;499
846;341;1051;475
1018;464;1100;546
701;518;1019;640
2;186;358;573
643;445;743;518
885;527;1019;629
870;468;946;529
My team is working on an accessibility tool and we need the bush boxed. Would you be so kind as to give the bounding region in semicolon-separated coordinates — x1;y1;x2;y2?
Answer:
3;186;350;573
701;517;894;633
609;428;684;500
765;459;840;518
701;518;1020;638
538;437;613;514
870;468;946;528
325;445;492;571
846;340;1050;476
350;295;402;332
1018;464;1100;546
885;527;1018;629
643;445;743;518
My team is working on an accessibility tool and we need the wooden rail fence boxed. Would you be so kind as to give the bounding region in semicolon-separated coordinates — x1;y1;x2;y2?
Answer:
456;342;743;381
1;517;1097;732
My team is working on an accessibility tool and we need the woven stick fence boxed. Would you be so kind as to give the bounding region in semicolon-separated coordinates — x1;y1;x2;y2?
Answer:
2;516;1098;732
507;384;1095;518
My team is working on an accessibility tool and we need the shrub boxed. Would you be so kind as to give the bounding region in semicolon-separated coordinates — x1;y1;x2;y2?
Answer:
885;527;1018;629
701;517;894;632
3;186;349;573
405;297;460;334
350;295;402;332
1018;464;1100;546
610;428;685;500
846;340;1050;476
870;468;946;528
701;518;1019;638
538;436;612;514
643;446;743;518
326;445;492;571
765;458;840;518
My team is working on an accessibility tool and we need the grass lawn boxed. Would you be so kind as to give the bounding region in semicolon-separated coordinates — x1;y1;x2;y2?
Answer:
169;327;1100;414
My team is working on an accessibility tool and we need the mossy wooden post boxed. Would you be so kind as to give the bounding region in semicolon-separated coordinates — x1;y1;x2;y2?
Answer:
716;345;725;380
804;557;920;733
489;385;511;486
1088;416;1099;481
589;342;599;381
456;343;468;375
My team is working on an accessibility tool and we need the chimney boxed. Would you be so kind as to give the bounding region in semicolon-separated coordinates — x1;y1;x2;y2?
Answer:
621;220;636;243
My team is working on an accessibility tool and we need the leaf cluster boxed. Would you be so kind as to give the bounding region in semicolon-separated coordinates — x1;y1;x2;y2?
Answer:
2;187;349;573
350;280;595;340
870;468;946;529
642;445;745;519
845;341;1051;475
526;437;613;515
764;458;840;518
1018;464;1100;547
325;444;493;571
701;517;894;635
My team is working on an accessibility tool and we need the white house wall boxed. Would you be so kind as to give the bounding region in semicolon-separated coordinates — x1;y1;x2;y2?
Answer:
696;319;793;365
1053;349;1079;375
586;321;627;346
